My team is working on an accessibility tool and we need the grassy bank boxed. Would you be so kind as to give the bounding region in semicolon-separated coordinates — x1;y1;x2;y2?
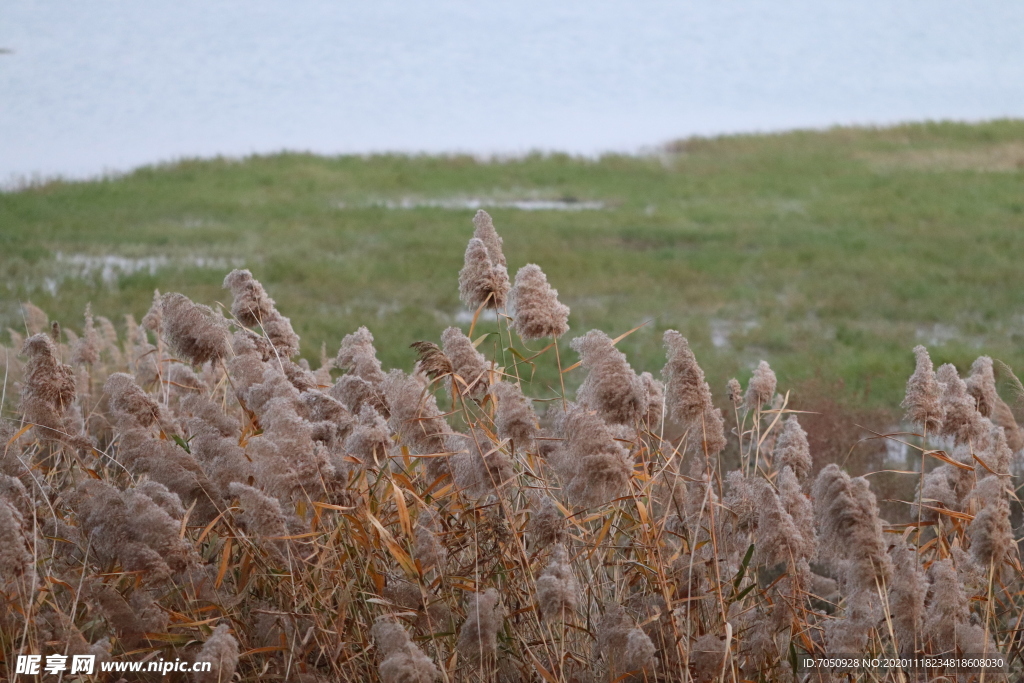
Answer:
2;120;1023;411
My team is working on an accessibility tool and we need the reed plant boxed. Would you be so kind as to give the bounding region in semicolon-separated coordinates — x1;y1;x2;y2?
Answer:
1;211;1021;682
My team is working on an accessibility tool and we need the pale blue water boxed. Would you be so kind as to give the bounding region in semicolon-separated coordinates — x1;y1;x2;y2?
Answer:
2;0;1023;180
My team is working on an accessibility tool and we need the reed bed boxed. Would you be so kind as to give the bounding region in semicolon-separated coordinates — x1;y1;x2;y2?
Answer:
1;211;1022;682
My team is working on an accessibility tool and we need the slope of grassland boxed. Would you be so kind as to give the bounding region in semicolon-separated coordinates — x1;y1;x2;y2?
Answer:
2;120;1023;413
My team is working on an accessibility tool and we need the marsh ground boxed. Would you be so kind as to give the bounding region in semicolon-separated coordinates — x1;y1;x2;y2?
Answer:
2;120;1023;417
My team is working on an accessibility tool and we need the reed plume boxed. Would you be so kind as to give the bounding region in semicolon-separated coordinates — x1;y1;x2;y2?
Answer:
472;210;506;266
887;540;927;655
157;293;230;365
662;330;726;456
441;326;491;397
509;264;570;340
744;360;777;410
373;618;441;683
968;476;1015;569
553;403;633;507
0;493;31;581
19;332;77;442
726;377;743;408
536;544;578;621
773;416;812;481
70;302;100;366
662;330;713;423
194;624;240;683
965;354;998;418
572;329;647;425
457;588;502;664
450;429;513;499
595;602;656;682
335;326;388;385
812;464;892;592
491;381;538;450
528;492;566;550
902;345;944;433
639;371;665;429
4;222;1023;683
936;363;985;445
224;269;300;357
459;238;509;310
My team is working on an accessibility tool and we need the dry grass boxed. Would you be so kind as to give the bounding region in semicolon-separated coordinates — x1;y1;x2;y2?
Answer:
1;213;1022;682
856;142;1024;173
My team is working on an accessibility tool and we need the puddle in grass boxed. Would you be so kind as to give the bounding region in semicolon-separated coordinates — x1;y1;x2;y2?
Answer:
340;197;605;211
15;252;245;295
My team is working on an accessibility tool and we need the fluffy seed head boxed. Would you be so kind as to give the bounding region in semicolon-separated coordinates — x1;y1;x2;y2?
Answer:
593;600;658;681
73;478;194;581
373;618;441;683
104;373;161;429
726;378;743;408
936;363;984;445
413;514;444;570
330;373;388;416
19;333;77;441
915;464;959;522
410;340;452;381
158;293;230;365
572;329;647;425
968;476;1015;568
527;493;565;550
924;558;969;652
336;326;388;386
223;269;300;357
744;361;777;410
567;447;633;508
344;404;392;467
228;483;289;559
0;497;31;580
441;326;491;397
457;588;502;663
773;416;812;481
508;264;570;340
640;371;665;429
979;421;1013;476
458;237;509;310
902;345;944;433
661;331;713;423
825;590;881;655
553;403;634;506
491;381;538;450
135;480;186;520
71;303;100;366
991;394;1024;452
965;355;998;418
888;540;927;655
812;464;892;591
536;545;578;621
449;429;513;499
472;210;506;267
382;369;450;458
755;478;813;567
692;633;728;683
687;406;727;457
623;628;657;678
194;624;239;683
777;466;815;553
141;290;164;335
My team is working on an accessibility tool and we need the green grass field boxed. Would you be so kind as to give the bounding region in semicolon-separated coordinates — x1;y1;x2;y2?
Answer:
2;120;1023;412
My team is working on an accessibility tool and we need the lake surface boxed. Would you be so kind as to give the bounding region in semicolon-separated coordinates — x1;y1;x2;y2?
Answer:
2;0;1023;181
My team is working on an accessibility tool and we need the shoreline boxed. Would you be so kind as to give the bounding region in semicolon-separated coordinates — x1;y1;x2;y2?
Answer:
4;116;1022;193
